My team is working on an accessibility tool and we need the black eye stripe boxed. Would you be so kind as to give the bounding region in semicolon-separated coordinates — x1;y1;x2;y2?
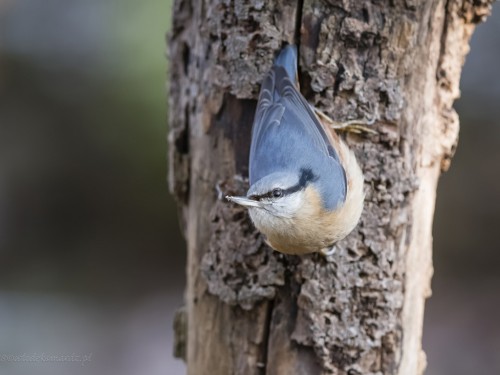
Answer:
250;168;318;201
251;190;280;200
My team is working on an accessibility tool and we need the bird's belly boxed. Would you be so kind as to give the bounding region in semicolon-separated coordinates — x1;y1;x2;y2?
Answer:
251;212;340;255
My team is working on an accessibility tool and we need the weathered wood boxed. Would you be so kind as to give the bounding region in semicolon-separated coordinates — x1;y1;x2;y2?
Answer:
168;1;493;374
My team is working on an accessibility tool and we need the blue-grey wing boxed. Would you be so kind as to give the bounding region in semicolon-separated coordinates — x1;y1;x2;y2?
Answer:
249;63;346;209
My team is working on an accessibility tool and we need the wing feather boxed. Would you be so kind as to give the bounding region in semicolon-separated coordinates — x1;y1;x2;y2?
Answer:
249;57;347;209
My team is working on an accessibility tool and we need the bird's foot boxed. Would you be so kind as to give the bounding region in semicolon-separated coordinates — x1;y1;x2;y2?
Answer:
315;109;377;135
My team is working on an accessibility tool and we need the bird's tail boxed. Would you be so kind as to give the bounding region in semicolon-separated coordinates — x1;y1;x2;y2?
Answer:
274;44;298;85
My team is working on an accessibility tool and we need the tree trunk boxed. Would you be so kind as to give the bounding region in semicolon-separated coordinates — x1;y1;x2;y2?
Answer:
168;1;493;374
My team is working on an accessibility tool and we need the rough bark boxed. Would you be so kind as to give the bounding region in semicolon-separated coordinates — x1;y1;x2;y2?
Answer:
168;1;493;374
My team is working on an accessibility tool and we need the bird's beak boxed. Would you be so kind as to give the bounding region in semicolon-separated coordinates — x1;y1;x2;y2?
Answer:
226;195;262;208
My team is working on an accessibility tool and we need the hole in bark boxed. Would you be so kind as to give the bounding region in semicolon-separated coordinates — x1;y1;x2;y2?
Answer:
347;248;358;258
333;64;346;96
300;71;314;100
181;43;190;75
362;8;369;23
174;106;190;155
379;90;390;106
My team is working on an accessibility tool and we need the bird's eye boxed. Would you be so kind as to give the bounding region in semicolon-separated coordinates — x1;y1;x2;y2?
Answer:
272;188;283;198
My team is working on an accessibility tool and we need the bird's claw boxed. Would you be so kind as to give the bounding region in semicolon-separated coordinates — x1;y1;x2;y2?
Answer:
315;108;377;135
319;245;336;257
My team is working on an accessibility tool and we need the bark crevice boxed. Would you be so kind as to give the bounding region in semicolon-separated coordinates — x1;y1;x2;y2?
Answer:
258;299;274;374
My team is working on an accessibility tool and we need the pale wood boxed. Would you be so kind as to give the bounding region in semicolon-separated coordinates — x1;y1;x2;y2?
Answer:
168;1;494;374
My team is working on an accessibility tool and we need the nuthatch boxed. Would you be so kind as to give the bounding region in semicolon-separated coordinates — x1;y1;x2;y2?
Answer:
227;45;365;255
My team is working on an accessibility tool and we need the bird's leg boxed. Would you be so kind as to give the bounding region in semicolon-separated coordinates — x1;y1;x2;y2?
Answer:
215;181;225;201
314;108;377;135
319;245;337;257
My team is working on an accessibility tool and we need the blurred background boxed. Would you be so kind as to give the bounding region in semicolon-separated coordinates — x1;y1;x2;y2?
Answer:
0;1;498;374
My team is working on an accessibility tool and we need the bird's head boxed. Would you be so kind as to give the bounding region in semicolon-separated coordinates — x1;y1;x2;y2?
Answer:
226;169;321;225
